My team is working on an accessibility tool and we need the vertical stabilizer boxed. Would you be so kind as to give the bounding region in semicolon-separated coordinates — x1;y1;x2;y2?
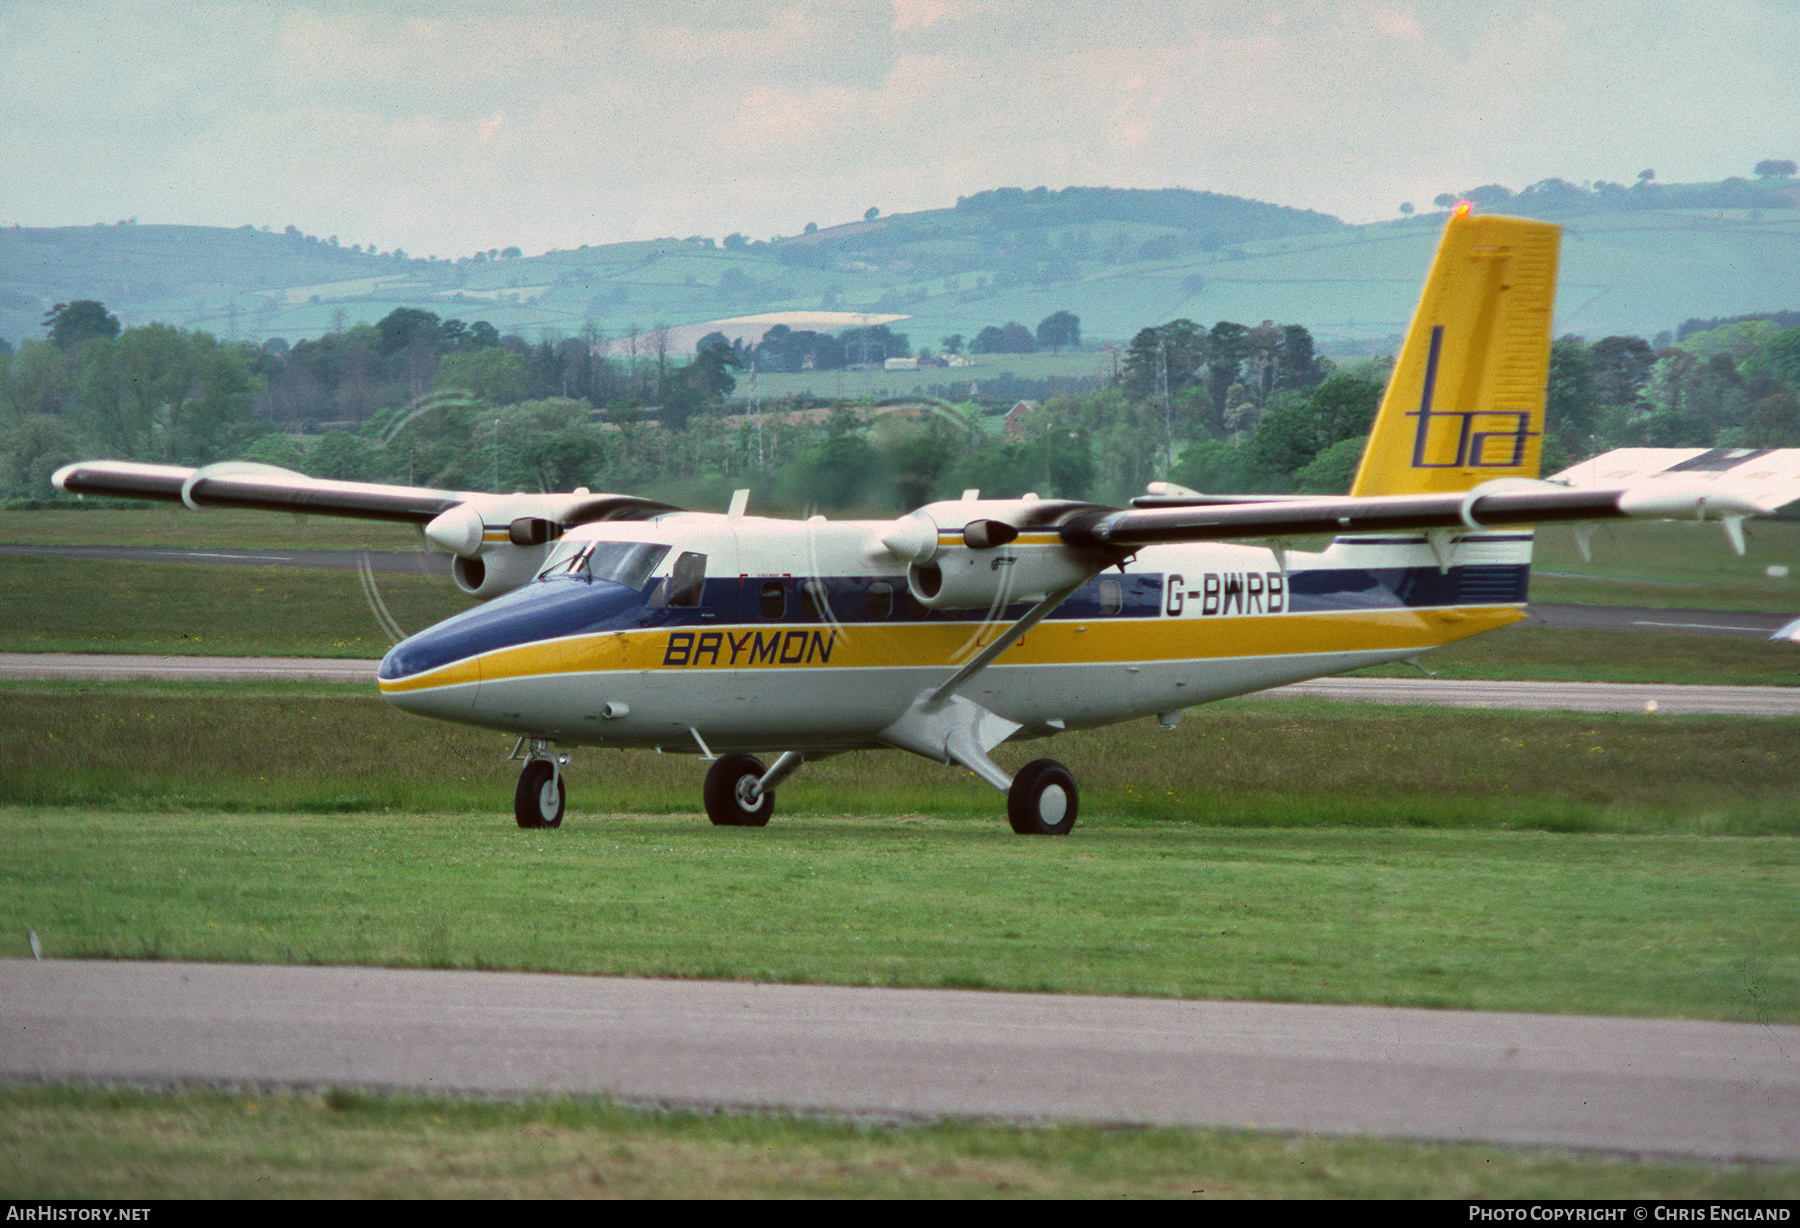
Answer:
1350;208;1561;498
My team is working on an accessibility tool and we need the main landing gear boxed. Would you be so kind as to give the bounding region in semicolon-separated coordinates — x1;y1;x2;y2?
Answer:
1006;758;1079;836
506;741;1077;835
703;751;804;827
694;749;1078;835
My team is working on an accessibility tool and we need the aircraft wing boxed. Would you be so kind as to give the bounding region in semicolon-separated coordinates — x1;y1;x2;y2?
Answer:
53;460;473;523
1060;454;1800;552
51;460;677;529
52;459;682;599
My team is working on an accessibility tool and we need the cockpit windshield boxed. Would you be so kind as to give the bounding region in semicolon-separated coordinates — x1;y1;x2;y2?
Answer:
535;541;670;590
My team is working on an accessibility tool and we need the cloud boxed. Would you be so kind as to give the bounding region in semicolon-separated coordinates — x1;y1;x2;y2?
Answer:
3;0;1796;256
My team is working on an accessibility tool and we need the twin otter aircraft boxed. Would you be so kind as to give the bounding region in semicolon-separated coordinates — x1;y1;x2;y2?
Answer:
55;208;1798;834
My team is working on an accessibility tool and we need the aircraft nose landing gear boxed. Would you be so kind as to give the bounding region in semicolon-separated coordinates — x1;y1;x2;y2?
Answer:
511;739;568;829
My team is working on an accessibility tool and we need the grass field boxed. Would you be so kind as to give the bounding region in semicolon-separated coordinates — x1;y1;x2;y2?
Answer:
6;684;1800;833
6;806;1793;1020
0;556;471;656
3;686;1796;1021
0;506;431;551
5;1084;1792;1200
5;689;1796;1196
1352;624;1800;685
1531;518;1800;612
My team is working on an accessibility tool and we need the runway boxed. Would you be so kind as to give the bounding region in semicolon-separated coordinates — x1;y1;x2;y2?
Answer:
5;959;1794;1162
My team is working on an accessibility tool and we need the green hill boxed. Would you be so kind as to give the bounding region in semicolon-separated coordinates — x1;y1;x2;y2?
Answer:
3;179;1796;355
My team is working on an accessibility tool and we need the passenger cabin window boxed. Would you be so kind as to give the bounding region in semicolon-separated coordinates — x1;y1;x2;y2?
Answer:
648;551;707;608
758;581;786;619
866;581;893;620
800;580;828;621
1099;576;1124;616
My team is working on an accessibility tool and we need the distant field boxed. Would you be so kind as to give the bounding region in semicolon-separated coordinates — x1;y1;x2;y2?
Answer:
0;505;431;551
0;556;470;657
737;349;1115;402
1532;518;1800;611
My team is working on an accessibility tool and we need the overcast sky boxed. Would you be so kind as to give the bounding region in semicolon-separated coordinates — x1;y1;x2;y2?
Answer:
5;0;1796;259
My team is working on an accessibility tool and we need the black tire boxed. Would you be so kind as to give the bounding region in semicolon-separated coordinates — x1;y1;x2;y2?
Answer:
514;759;565;829
1007;758;1078;835
704;754;774;827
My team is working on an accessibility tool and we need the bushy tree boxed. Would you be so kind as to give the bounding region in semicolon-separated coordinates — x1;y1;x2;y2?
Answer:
76;325;258;463
435;347;529;406
503;398;609;492
777;433;887;510
1588;336;1657;408
0;414;85;498
1546;337;1597;450
1243;373;1382;485
1121;320;1207;401
838;325;910;363
1036;310;1080;354
306;429;378;481
43;301;120;350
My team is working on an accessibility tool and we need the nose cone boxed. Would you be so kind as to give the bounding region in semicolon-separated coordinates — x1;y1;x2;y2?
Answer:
378;607;489;719
377;578;645;721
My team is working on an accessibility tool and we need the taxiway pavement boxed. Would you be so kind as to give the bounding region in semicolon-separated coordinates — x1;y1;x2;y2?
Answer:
5;960;1795;1162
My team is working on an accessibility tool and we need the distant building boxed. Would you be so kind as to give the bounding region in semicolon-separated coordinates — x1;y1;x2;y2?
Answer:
1004;400;1038;441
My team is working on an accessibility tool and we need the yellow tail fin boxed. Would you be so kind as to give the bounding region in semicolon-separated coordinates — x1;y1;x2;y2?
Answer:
1350;207;1561;498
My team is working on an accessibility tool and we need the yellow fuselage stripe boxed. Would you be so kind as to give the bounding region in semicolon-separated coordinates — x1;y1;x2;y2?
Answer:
376;605;1523;693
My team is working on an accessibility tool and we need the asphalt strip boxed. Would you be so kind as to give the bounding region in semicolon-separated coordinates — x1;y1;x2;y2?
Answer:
5;960;1796;1162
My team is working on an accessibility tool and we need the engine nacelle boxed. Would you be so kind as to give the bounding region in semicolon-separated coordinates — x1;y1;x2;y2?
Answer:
907;545;1098;610
449;543;554;598
883;496;1113;610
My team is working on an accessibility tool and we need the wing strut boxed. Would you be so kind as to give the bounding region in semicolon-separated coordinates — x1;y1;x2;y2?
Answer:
877;581;1087;793
928;581;1085;707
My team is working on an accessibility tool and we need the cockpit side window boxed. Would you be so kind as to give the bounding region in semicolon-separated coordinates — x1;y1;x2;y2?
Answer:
648;551;707;608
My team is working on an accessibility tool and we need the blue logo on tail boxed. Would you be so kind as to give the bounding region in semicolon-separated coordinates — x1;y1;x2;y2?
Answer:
1409;326;1537;469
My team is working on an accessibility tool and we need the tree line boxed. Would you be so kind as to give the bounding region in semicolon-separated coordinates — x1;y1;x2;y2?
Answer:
6;296;1800;515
